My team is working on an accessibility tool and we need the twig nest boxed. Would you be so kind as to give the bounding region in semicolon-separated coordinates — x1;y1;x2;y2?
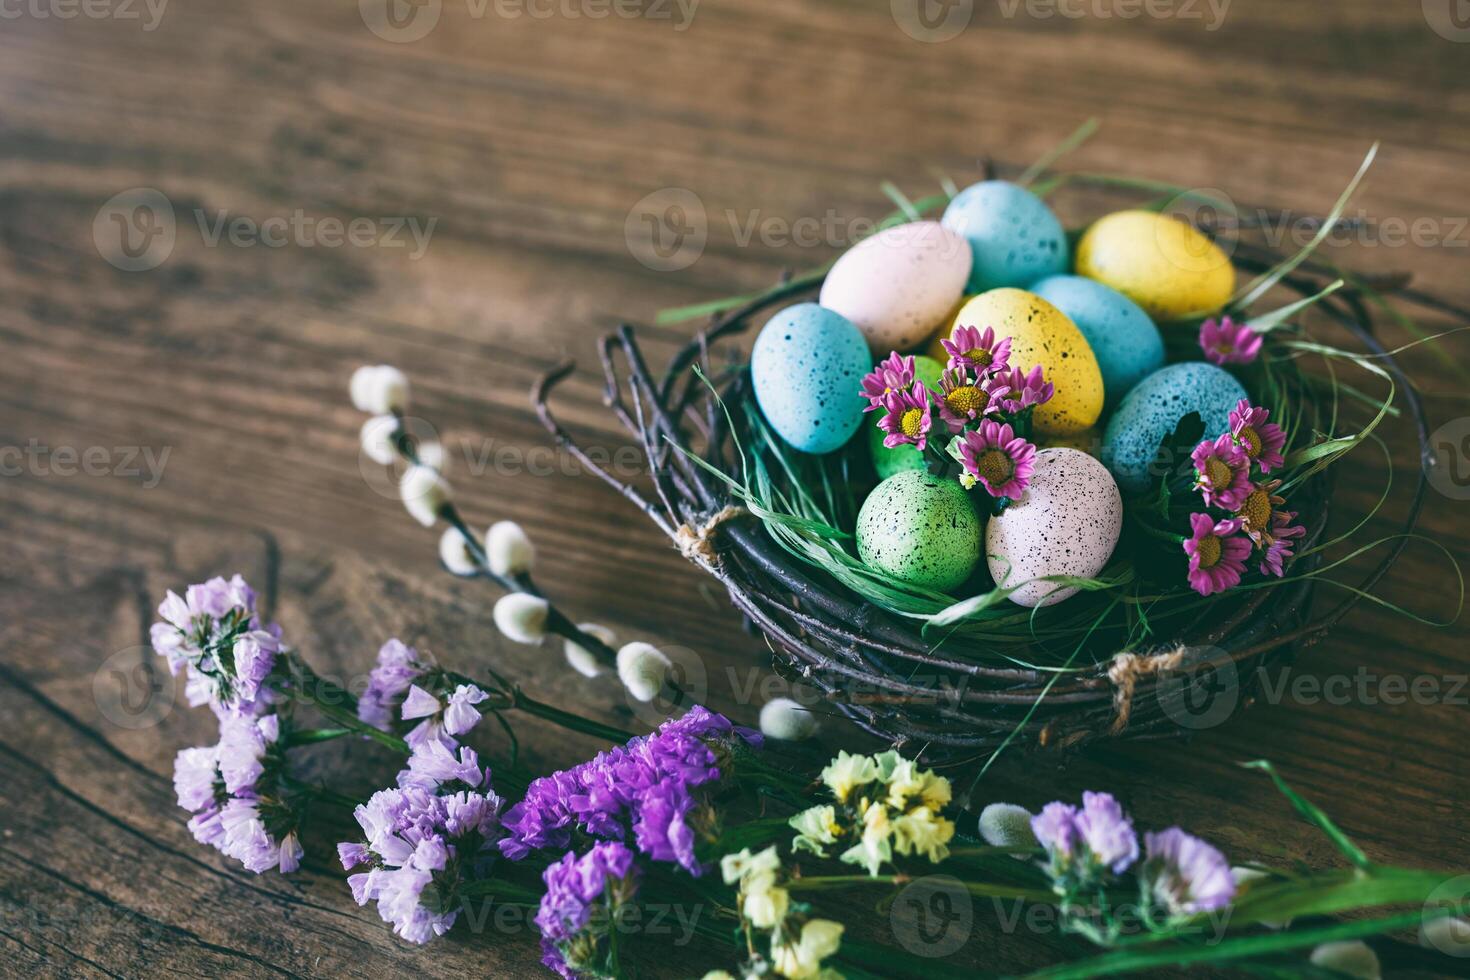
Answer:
494;593;549;644
564;623;615;678
616;642;671;702
1308;941;1380;980
978;803;1038;851
438;527;479;576
758;697;817;741
486;521;535;576
350;364;410;414
400;465;450;527
360;415;399;466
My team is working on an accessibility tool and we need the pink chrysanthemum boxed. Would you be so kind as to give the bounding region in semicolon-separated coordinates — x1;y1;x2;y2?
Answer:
1234;479;1288;546
935;368;1006;434
1191;434;1252;511
997;364;1053;415
1228;400;1286;473
860;352;917;412
1183;514;1252;596
940;325;1011;377
958;420;1036;499
877;381;933;450
1199;317;1262;366
1258;510;1306;577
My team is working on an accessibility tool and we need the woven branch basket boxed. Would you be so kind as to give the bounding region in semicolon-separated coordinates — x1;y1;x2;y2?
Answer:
534;213;1434;764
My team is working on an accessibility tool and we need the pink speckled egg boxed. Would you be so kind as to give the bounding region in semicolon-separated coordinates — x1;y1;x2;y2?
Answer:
819;221;971;354
986;448;1122;608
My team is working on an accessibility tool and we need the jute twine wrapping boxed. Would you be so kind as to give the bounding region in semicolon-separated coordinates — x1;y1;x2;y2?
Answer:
675;506;747;566
1108;646;1189;734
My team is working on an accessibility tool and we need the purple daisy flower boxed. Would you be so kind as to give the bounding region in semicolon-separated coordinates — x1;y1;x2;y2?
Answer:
1228;400;1287;473
935;368;1005;434
877;381;934;450
1191;434;1252;511
996;364;1053;415
1183;514;1252;596
958;420;1036;499
1200;317;1262;366
860;352;917;411
1144;828;1236;915
941;325;1011;376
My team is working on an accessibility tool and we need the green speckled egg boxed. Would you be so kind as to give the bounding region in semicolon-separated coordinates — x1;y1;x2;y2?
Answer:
866;355;945;478
856;470;981;593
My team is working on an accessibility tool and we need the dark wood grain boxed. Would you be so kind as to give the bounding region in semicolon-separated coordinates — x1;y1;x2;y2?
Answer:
1;1;1467;975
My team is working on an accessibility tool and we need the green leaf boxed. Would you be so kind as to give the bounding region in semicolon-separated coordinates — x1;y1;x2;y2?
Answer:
1242;760;1370;869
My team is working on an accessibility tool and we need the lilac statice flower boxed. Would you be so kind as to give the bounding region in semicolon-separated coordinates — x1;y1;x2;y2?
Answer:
535;842;640;980
1032;792;1138;886
1144;828;1236;916
397;739;491;792
339;772;505;945
1074;792;1139;873
358;639;435;731
399;682;490;749
150;574;285;715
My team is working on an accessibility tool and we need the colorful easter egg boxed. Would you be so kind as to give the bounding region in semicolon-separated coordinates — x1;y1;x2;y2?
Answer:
819;221;972;353
941;180;1069;292
1101;362;1248;494
985;448;1123;607
1029;274;1164;404
932;288;1104;435
856;470;981;593
1075;210;1234;321
752;303;871;454
866;355;945;478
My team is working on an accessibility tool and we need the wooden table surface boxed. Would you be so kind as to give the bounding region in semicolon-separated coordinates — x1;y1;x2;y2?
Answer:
2;1;1467;975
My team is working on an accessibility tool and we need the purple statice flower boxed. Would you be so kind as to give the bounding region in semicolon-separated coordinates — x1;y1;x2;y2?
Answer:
1199;317;1262;367
941;325;1011;377
631;778;700;873
1191;433;1253;511
399;682;489;749
1144;828;1236;915
398;740;491;792
934;367;1005;434
876;381;933;450
996;364;1053;415
958;420;1036;499
341;773;505;945
1031;801;1080;859
1031;792;1138;880
535;842;639;979
150;575;284;714
220;798;302;874
358;639;435;731
1183;514;1252;597
860;352;917;411
1228;400;1286;474
216;711;279;794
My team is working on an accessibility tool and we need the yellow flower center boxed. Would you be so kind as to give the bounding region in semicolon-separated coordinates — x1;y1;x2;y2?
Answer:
1240;488;1272;531
1196;534;1222;568
975;448;1013;487
900;407;925;438
965;348;993;368
1204;456;1233;488
1238;425;1262;457
944;385;986;416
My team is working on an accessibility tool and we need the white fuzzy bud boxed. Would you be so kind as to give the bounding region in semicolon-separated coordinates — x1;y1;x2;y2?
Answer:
486;521;535;576
1420;916;1470;956
493;593;549;644
360;415;400;466
564;622;615;678
438;527;479;576
978;803;1038;851
400;465;450;527
416;439;445;471
1309;941;1380;980
617;642;670;702
759;697;817;741
1230;867;1289;929
350;365;409;414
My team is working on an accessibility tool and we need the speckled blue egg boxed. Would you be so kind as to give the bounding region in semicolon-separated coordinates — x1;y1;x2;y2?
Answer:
752;303;871;454
1102;362;1248;495
1030;275;1164;404
941;180;1069;292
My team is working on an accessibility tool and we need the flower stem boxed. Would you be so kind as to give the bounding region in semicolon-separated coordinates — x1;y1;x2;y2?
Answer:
292;658;410;755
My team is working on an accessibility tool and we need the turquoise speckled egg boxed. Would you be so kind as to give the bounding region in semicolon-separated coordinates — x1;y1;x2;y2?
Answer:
1102;362;1248;494
1030;274;1164;405
941;180;1068;292
752;303;871;454
866;355;945;478
856;470;981;593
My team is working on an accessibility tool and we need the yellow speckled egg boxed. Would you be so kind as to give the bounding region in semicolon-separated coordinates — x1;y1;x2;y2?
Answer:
1075;210;1234;321
930;288;1103;435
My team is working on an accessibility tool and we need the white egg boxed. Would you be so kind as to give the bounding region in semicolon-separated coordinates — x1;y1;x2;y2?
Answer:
818;220;971;353
986;448;1122;608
